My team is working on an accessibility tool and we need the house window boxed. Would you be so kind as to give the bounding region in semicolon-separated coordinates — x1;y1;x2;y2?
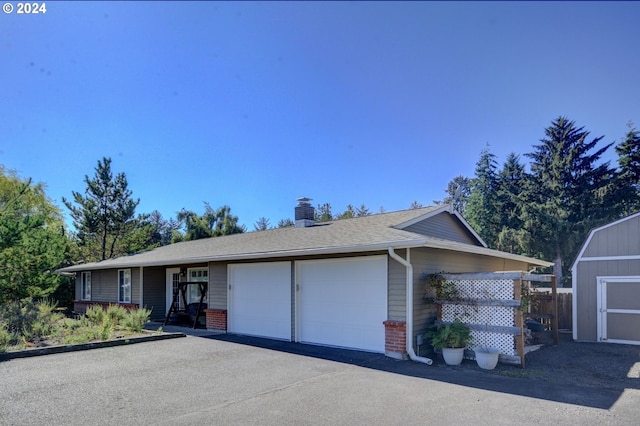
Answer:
119;269;131;303
81;272;91;301
187;267;208;304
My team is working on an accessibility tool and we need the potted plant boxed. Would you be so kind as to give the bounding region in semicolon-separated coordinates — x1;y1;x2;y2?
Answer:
473;346;501;370
426;319;472;365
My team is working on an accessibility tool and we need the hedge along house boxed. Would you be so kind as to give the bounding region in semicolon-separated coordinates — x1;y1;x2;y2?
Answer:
58;200;552;361
571;211;640;345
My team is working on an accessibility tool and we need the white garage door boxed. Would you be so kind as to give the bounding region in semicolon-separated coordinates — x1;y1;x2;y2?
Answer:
297;256;387;352
228;262;292;340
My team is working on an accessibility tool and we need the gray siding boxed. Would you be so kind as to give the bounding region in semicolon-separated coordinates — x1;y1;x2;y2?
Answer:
388;251;406;321
131;269;140;304
409;247;530;346
143;266;166;320
91;269;118;302
575;214;640;341
575;259;640;341
583;215;640;257
404;212;479;245
208;263;228;309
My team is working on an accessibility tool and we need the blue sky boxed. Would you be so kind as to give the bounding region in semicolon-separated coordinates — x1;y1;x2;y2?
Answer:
2;1;639;230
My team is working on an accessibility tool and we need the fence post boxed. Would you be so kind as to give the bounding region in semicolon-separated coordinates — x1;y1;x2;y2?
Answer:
551;275;559;345
514;276;525;368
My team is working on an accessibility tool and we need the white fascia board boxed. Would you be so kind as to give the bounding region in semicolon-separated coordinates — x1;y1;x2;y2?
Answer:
575;255;640;262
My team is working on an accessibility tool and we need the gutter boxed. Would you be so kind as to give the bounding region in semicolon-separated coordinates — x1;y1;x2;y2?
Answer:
388;247;433;365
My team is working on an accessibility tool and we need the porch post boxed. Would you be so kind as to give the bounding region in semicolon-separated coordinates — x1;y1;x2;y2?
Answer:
139;267;144;309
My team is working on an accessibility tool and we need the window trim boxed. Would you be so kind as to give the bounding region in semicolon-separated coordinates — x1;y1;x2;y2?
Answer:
81;271;91;301
187;267;208;304
118;269;132;303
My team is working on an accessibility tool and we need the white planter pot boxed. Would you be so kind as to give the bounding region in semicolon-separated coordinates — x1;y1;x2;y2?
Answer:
441;347;465;366
474;348;500;370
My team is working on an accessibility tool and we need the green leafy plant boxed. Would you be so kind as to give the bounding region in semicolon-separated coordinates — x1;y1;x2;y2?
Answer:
426;319;472;349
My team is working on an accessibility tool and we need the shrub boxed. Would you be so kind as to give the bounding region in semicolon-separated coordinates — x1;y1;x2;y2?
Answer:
0;323;10;353
123;308;151;333
426;319;472;349
106;305;127;326
84;305;106;326
0;299;64;343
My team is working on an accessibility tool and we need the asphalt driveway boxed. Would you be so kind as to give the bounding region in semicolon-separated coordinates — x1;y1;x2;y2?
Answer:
1;332;639;425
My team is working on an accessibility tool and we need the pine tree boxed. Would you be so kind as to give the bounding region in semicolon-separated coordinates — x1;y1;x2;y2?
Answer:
434;175;471;215
0;167;68;302
615;124;640;214
63;157;140;261
174;203;245;242
254;217;271;231
522;117;616;284
495;153;529;254
465;148;500;247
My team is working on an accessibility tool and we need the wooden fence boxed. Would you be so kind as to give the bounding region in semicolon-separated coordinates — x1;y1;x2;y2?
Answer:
531;288;572;330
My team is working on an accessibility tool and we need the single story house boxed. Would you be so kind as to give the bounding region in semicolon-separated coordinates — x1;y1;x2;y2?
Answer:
58;200;552;360
571;211;640;345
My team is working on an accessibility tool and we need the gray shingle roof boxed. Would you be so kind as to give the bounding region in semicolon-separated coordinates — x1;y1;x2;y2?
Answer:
58;206;552;272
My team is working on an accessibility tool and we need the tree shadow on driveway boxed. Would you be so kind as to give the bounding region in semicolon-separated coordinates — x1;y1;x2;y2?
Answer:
204;332;640;410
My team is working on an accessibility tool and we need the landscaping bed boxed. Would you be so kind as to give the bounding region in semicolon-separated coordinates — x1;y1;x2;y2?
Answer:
0;299;174;357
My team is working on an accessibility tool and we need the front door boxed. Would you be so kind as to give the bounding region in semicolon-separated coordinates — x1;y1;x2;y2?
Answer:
166;268;181;314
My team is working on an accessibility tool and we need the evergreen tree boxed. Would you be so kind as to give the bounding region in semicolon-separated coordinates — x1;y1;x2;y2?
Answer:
356;204;371;217
0;167;68;302
173;203;245;242
465;147;500;247
63;157;140;261
277;218;295;228
434;175;471;215
615;124;640;214
522;116;616;285
495;153;529;254
336;205;356;219
315;203;333;222
254;217;271;231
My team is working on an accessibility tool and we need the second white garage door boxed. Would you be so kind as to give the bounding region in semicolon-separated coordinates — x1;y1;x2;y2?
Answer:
296;256;387;353
228;262;292;341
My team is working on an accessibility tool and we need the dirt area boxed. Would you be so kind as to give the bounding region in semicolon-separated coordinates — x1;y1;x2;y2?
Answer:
438;331;640;391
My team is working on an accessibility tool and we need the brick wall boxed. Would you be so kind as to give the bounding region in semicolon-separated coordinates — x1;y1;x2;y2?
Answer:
383;320;407;360
205;309;227;331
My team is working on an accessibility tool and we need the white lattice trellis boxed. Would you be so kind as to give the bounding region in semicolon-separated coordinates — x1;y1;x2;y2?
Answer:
435;274;526;361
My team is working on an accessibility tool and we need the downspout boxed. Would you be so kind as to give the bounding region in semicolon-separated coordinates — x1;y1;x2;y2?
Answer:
388;247;433;365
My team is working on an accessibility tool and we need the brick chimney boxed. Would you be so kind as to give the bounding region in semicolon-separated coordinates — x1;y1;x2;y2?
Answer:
295;197;315;228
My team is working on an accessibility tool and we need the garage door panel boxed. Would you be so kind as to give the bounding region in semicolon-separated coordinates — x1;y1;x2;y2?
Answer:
229;262;291;340
298;256;387;352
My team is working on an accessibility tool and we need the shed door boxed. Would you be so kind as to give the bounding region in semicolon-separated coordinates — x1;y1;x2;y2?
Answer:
296;256;387;353
598;277;640;345
228;262;292;341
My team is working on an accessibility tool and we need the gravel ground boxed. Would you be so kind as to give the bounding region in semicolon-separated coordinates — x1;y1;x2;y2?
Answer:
435;331;640;390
